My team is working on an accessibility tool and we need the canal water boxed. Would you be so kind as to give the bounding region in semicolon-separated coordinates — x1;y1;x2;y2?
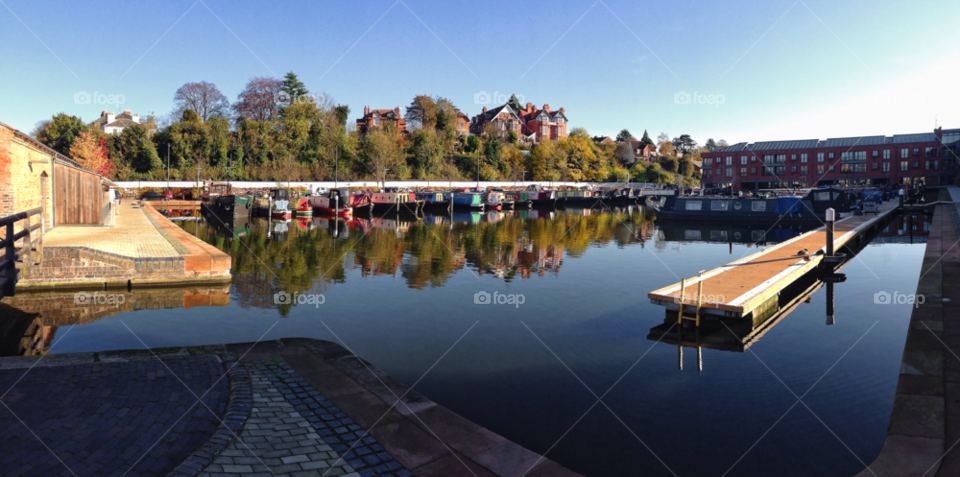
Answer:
1;205;931;476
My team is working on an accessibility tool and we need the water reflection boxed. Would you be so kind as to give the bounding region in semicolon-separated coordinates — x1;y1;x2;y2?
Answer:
0;287;230;356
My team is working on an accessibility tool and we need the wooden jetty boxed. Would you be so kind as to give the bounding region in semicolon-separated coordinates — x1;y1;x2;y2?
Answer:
648;199;900;320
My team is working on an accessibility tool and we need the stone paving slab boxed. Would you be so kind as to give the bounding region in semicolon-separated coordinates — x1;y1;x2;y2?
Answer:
43;202;180;258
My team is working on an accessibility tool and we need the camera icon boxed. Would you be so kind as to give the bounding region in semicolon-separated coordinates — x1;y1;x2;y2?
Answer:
874;291;891;305
474;291;491;304
274;291;292;305
74;91;91;104
74;291;91;304
674;91;691;105
474;91;491;105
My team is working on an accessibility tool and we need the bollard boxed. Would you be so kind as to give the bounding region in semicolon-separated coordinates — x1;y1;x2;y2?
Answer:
825;208;835;257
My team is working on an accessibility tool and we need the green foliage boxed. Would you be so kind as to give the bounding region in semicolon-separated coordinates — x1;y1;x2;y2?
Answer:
34;113;85;156
280;71;309;102
616;129;633;142
641;129;654;145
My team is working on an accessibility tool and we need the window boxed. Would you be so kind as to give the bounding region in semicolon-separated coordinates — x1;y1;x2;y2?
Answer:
751;155;757;163
763;154;775;164
791;154;797;160
711;201;729;211
801;153;808;163
817;165;825;174
777;154;787;163
704;158;712;167
828;152;835;159
882;162;891;172
715;168;722;175
752;202;766;212
901;148;909;158
685;201;702;210
872;162;879;170
883;149;890;159
926;147;938;157
725;156;733;165
740;167;747;177
840;151;867;162
900;161;909;171
872;150;878;158
751;167;757;174
373;118;380;126
913;148;920;156
740;156;748;165
725;168;733;177
800;165;808;175
913;160;919;168
791;165;797;173
817;153;824;162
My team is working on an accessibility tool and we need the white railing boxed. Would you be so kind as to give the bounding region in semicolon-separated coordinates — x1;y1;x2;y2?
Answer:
114;180;665;190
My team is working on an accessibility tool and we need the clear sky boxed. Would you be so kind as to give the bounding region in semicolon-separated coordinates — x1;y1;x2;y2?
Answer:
2;0;959;144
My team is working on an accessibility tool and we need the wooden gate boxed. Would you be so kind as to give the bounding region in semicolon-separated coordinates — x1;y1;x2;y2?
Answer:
54;163;103;225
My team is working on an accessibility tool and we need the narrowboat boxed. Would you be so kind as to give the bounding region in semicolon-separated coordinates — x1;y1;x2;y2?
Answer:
371;191;421;214
416;192;451;211
653;188;852;223
270;198;292;219
332;188;373;213
530;189;558;207
293;197;313;218
451;192;484;210
558;189;599;207
310;193;353;217
483;191;503;211
204;182;253;218
503;191;532;208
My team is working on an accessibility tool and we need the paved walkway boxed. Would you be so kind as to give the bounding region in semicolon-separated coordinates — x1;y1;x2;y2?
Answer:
0;355;226;477
44;201;179;258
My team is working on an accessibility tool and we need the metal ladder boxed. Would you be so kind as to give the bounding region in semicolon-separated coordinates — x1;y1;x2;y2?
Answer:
676;278;703;327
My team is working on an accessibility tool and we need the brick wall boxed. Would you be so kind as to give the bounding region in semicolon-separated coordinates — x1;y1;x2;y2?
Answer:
0;125;54;238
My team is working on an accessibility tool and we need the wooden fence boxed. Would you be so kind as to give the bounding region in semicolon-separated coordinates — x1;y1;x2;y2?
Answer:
54;162;104;225
1;206;43;298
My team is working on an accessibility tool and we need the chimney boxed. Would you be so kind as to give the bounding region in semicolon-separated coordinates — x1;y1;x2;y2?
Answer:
560;107;565;114
525;103;533;113
482;107;487;113
124;110;131;115
543;104;550;113
101;110;107;117
395;107;400;115
106;112;115;123
364;106;368;115
132;113;140;123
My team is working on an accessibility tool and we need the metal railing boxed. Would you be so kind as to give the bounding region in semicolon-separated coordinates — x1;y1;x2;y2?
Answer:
1;206;43;298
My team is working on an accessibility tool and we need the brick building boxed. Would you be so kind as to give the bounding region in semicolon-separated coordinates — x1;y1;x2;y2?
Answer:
469;96;568;143
356;106;405;136
89;110;143;135
700;127;960;190
455;112;470;135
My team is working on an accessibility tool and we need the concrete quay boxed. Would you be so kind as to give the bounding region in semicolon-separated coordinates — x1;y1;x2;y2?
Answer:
0;339;582;477
857;187;960;477
16;201;230;291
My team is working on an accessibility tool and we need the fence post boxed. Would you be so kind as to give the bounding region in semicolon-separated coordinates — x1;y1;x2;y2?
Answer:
4;222;15;296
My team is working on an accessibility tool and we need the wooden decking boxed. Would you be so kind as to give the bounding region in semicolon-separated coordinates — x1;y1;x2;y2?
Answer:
648;200;900;318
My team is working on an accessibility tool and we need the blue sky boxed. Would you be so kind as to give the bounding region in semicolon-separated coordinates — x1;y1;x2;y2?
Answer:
2;0;959;144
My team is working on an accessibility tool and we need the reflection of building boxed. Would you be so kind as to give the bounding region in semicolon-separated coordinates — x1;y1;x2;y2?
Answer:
0;287;230;356
873;213;932;243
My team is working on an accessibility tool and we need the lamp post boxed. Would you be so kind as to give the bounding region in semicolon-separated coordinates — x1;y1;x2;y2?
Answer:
166;144;170;188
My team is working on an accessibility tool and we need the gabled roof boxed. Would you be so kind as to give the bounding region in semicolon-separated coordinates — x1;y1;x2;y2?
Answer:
479;103;519;122
104;118;140;129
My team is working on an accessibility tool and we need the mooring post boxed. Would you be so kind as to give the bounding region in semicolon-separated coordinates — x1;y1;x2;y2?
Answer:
825;208;835;257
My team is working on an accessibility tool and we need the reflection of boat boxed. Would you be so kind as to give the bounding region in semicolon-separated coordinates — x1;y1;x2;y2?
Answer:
654;188;852;223
451;211;483;225
656;222;816;244
203;209;251;238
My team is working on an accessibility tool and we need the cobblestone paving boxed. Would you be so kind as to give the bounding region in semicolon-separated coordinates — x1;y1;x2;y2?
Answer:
0;356;226;477
202;360;411;477
43;202;180;258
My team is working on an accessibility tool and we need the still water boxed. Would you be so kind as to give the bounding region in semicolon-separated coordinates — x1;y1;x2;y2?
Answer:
1;205;931;476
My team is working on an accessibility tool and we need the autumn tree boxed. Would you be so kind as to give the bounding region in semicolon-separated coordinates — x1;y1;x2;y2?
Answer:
530;139;562;181
672;134;698;155
34;113;85;156
173;81;230;121
360;123;405;187
615;141;636;166
233;76;281;123
404;95;458;130
70;130;114;177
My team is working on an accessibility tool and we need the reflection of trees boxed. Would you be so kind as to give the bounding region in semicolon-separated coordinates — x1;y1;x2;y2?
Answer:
186;206;655;305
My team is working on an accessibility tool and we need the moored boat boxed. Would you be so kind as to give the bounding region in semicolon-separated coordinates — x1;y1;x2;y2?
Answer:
371;191;421;214
653;188;852;223
205;182;253;218
451;192;484;210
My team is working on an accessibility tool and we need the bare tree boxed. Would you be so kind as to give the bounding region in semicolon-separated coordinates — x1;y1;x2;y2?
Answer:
173;81;230;121
232;76;282;123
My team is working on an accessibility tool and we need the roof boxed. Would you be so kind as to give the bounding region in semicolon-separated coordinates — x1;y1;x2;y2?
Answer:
704;130;943;154
0;120;82;169
816;135;886;148
104;118;141;129
891;132;937;144
748;139;819;151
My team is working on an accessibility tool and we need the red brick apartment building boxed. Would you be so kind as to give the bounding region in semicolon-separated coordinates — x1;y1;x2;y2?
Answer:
469;98;568;143
356;106;405;136
701;127;960;190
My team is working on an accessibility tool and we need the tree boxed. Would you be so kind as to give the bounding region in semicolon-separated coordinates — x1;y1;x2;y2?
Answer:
361;123;405;187
70;130;114;177
112;125;161;175
705;138;717;152
233;77;281;123
641;130;654;145
616;129;634;142
672;134;698;155
659;155;678;173
334;104;350;127
280;71;309;103
656;132;670;147
173;81;230;121
34;113;85;156
717;139;729;148
408;129;444;179
658;141;675;157
404;95;458;130
530;139;562;181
